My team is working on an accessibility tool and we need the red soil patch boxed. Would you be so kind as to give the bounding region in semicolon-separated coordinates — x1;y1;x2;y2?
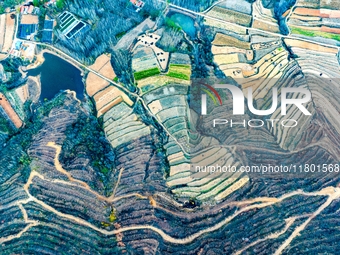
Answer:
321;26;340;34
0;93;22;128
294;8;320;17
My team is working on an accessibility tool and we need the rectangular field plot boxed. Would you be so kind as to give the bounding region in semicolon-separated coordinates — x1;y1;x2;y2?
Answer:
166;64;191;80
134;67;161;80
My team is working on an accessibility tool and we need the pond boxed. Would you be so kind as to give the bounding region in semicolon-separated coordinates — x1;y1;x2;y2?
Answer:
27;53;84;101
169;13;196;38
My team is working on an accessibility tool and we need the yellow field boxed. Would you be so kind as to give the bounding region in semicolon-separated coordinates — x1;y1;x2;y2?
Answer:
214;53;240;65
212;33;251;49
252;19;280;33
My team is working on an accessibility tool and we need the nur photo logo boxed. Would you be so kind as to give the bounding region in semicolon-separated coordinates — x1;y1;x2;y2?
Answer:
193;79;312;128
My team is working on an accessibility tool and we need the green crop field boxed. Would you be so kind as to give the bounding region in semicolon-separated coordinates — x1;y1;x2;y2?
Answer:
167;72;190;80
291;27;340;41
166;64;191;80
134;67;161;81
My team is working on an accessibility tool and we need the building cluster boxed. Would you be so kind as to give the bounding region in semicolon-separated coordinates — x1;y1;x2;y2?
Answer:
130;0;145;12
11;40;36;60
19;4;39;15
18;3;55;43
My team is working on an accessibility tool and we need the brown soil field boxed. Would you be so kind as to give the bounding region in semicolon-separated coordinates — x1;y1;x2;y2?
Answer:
85;73;110;97
284;38;338;54
321;26;340;34
290;14;321;21
0;93;23;128
294;7;320;17
89;54;116;80
97;97;123;117
93;85;133;115
320;9;340;18
21;14;38;24
282;10;290;18
99;63;116;80
93;86;121;110
89;54;111;71
212;33;250;49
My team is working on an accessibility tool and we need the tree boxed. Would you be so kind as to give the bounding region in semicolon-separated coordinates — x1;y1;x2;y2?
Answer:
33;0;40;7
56;0;65;9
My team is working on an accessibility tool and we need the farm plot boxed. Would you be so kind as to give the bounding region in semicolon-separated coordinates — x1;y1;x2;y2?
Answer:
166;64;191;81
284;38;338;53
86;54;117;97
212;33;251;49
137;75;190;95
2;14;15;53
291;26;340;41
207;6;252;27
134;67;161;81
94;86;133;117
204;17;247;34
252;19;280;33
132;46;159;73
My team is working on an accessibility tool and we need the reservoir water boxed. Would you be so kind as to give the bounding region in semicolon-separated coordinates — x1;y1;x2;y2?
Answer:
28;53;84;101
169;13;196;38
